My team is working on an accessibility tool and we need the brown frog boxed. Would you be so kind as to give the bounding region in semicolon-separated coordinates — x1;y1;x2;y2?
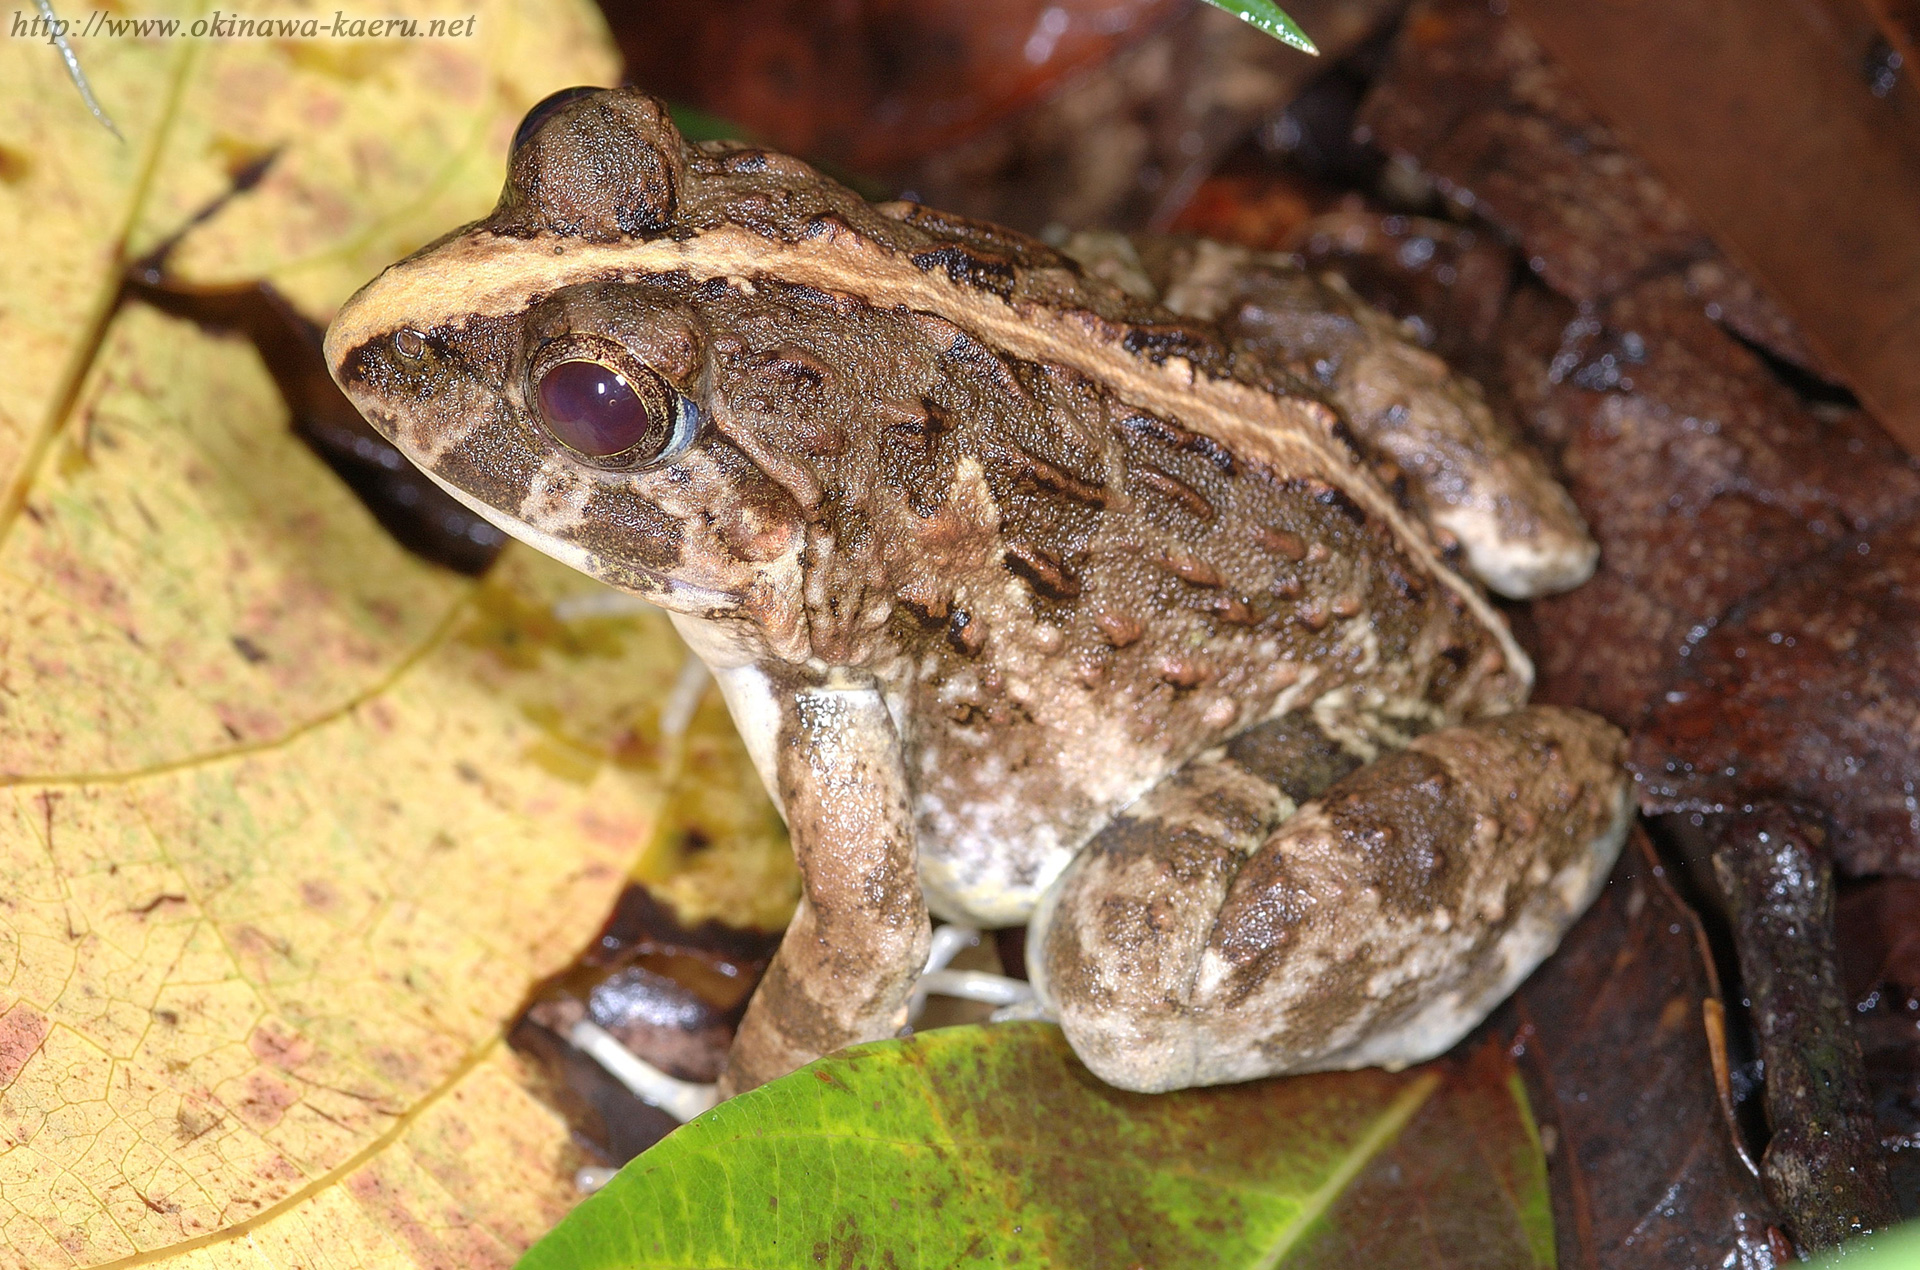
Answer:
324;88;1631;1096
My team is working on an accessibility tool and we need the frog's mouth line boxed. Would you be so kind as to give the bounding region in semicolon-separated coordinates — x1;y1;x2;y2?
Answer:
413;461;747;614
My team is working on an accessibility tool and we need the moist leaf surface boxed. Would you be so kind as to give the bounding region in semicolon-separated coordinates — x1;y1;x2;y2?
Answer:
522;1023;1553;1270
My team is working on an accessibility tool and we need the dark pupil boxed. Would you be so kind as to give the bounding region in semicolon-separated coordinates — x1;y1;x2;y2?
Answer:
536;361;663;458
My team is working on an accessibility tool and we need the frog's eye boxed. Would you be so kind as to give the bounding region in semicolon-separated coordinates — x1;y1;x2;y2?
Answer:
511;86;601;159
532;358;697;468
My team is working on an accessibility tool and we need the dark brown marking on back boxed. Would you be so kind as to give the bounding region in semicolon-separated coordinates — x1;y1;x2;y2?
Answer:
1156;655;1214;689
1223;714;1368;804
1132;464;1216;522
990;439;1109;509
1121;323;1215;364
1121;412;1201;452
946;608;985;655
1203;594;1258;625
1320;750;1474;919
801;212;859;243
910;244;1017;299
941;329;1033;401
1120;411;1235;474
753;345;827;386
1309;481;1369;526
1003;541;1081;599
883;396;957;455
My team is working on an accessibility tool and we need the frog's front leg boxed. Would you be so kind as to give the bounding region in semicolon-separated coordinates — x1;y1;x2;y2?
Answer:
1028;706;1632;1093
717;672;932;1097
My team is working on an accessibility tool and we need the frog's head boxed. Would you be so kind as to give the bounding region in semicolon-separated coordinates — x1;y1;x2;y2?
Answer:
324;88;813;656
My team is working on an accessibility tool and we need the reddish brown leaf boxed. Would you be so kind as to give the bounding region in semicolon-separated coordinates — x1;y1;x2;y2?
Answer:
1837;878;1920;1219
1503;0;1920;454
1633;515;1920;878
614;0;1189;170
1496;829;1783;1268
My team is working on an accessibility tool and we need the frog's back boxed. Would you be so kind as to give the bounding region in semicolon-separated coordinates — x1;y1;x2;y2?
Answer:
323;88;1532;924
832;283;1526;921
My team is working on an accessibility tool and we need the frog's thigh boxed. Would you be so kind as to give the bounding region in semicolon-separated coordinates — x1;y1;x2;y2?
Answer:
719;678;931;1096
1029;706;1632;1094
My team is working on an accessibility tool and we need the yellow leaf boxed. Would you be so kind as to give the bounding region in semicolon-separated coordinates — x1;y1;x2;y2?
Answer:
0;2;774;1265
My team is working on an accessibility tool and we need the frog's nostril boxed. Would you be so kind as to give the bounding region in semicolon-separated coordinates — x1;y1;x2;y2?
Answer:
535;359;668;460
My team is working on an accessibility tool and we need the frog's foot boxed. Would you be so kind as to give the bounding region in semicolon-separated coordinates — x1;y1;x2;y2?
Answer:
1026;706;1631;1094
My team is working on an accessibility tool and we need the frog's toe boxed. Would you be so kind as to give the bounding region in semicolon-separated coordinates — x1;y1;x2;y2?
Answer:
1433;483;1599;600
1030;706;1631;1093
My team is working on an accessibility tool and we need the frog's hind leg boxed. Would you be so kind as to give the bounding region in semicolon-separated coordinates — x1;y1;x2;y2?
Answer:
1027;706;1631;1094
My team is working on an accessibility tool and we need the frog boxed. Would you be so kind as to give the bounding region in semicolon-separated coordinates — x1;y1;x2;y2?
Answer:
324;88;1632;1097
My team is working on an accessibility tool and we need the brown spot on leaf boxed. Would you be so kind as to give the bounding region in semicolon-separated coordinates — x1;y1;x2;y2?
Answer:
0;1004;51;1087
0;144;31;184
249;1021;315;1071
233;1070;299;1131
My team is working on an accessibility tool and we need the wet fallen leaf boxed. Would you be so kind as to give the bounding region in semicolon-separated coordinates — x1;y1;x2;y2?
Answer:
1836;879;1920;1220
1633;515;1920;878
613;0;1191;172
1504;0;1920;455
0;3;677;1265
1497;830;1782;1267
521;1023;1554;1270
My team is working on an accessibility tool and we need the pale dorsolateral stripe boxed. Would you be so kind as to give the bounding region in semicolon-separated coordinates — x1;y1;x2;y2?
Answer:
323;225;1531;691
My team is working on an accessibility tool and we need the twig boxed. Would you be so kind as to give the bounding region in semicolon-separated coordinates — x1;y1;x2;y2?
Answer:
1708;805;1899;1250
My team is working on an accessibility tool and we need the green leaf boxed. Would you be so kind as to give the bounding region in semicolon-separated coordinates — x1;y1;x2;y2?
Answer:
1203;1;1319;55
518;1022;1552;1269
666;103;757;144
1809;1220;1920;1267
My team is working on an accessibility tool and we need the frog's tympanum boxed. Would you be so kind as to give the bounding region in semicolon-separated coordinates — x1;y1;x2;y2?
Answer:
326;89;1631;1096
